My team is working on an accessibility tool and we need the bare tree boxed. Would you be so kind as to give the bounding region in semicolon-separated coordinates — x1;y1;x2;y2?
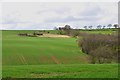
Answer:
113;24;119;28
64;25;71;30
107;24;112;29
84;26;87;29
64;25;71;35
54;27;58;30
97;25;102;29
103;26;106;29
88;26;92;29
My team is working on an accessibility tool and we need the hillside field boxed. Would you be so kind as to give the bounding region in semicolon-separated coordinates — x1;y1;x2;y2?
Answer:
2;30;118;78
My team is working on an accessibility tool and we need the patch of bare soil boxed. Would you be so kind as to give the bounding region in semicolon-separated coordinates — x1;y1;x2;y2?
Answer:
38;34;70;38
19;55;28;65
31;72;82;78
51;56;61;64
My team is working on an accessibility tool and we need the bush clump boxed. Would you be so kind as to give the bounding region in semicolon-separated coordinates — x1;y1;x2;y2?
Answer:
78;33;118;64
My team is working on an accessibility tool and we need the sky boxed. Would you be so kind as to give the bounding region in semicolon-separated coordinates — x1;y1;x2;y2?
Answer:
1;2;118;30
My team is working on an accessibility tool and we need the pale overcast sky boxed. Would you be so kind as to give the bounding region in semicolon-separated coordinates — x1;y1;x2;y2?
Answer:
1;2;118;30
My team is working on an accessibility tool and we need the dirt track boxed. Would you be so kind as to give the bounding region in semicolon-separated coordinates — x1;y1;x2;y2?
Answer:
38;34;70;38
51;56;61;64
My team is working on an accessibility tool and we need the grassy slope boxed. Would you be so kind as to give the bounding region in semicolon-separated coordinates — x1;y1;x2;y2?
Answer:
49;28;118;34
2;30;118;78
2;30;87;65
3;64;118;78
80;30;116;34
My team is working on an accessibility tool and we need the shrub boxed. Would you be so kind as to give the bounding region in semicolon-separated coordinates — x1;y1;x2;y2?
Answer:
78;33;118;64
69;30;80;37
89;46;115;64
58;30;65;35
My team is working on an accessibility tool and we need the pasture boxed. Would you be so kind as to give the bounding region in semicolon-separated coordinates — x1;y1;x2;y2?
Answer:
2;30;118;78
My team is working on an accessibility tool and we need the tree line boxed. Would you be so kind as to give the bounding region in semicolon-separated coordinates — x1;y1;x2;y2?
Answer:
54;24;119;31
84;24;119;29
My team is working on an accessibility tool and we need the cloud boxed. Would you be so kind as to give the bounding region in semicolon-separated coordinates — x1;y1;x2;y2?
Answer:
1;2;118;30
80;5;101;16
46;15;101;23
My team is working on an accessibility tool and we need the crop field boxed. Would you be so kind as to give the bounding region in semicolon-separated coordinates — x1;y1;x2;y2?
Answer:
80;30;117;34
48;28;117;34
3;64;118;78
2;30;118;78
2;30;87;65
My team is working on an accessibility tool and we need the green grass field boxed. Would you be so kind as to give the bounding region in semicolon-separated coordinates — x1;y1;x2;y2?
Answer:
2;30;118;78
3;64;118;78
49;28;118;34
2;30;87;65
